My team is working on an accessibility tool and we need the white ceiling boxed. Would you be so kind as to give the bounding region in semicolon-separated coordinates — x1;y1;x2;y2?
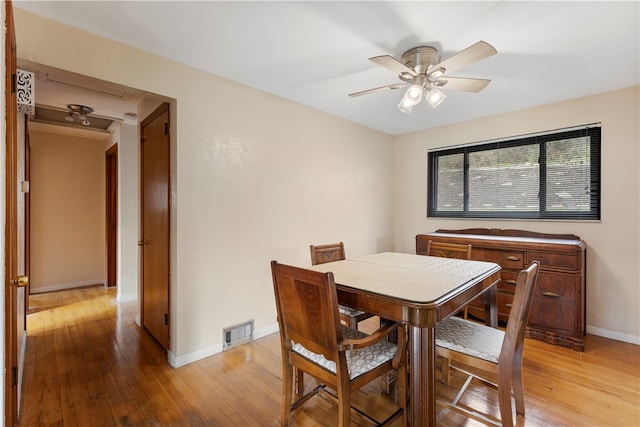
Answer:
13;1;640;136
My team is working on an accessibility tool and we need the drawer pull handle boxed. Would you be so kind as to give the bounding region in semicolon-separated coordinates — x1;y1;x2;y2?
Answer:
542;292;561;298
505;255;520;261
505;303;512;308
505;279;517;286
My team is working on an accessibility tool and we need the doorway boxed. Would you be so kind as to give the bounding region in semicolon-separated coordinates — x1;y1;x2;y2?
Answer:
106;144;118;288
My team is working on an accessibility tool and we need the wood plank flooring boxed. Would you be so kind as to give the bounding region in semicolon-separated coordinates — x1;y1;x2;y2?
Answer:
18;286;640;426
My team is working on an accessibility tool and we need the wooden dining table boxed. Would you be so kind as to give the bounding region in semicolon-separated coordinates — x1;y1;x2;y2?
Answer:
308;252;501;426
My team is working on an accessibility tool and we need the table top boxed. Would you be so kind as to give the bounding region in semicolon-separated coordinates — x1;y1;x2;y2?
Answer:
308;252;500;304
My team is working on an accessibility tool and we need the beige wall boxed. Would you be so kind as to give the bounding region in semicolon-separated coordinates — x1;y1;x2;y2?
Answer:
29;130;110;293
12;9;638;374
14;9;395;365
394;86;640;344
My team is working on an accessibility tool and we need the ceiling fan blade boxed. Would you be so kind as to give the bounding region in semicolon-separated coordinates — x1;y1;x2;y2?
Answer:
430;41;497;75
369;55;417;77
436;77;492;93
349;82;406;97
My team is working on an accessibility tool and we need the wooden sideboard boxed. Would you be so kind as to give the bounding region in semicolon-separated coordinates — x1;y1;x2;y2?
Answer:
416;228;586;351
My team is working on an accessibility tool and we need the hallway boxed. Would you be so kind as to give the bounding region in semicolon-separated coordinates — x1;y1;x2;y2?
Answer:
18;286;288;426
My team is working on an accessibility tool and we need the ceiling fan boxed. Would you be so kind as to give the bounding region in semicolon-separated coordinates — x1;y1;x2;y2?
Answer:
349;41;497;112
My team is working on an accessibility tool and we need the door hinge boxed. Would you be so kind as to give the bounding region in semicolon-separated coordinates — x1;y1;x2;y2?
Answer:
164;122;168;135
12;366;17;386
11;74;17;94
164;313;168;326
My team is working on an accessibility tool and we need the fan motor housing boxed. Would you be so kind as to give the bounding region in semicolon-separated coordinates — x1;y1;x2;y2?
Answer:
401;46;441;75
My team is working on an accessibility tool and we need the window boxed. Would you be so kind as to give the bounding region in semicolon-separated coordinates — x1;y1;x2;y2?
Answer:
427;124;601;220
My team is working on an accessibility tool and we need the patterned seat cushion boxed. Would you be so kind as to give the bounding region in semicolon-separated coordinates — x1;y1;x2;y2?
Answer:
339;305;367;318
292;325;397;380
436;316;504;364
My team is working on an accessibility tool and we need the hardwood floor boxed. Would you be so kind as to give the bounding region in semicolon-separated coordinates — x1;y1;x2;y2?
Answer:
19;286;640;426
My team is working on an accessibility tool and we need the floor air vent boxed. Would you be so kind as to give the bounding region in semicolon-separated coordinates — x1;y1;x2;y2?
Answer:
223;320;254;350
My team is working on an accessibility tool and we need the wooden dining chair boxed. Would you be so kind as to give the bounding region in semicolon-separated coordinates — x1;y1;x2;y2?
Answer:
425;240;474;392
271;261;407;427
426;240;472;260
426;240;473;318
310;242;375;329
435;261;540;427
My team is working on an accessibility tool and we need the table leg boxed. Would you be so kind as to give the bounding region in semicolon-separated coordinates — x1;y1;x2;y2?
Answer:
409;324;436;426
484;284;498;327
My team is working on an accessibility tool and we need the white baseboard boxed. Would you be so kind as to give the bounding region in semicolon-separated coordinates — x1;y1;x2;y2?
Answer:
255;322;279;339
165;322;638;368
30;279;106;294
587;324;640;345
168;342;224;368
117;292;137;303
167;322;280;368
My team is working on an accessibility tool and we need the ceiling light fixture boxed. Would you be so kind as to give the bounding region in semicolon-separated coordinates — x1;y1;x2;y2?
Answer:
66;104;94;126
398;85;421;113
398;77;426;113
397;74;448;113
350;42;497;114
425;87;446;109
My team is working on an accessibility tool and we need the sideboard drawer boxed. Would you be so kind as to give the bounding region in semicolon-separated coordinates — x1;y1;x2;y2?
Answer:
527;251;578;270
466;289;514;323
498;271;519;292
474;248;525;269
534;272;576;301
498;292;514;315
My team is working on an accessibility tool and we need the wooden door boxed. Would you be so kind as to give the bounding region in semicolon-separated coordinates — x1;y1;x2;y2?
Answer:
106;144;118;288
140;103;170;349
5;0;27;422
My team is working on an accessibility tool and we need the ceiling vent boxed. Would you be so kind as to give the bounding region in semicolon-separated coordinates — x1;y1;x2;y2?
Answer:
29;105;120;134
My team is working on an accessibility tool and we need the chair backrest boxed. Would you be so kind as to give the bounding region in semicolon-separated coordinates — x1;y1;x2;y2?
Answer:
426;240;472;260
310;242;346;266
271;261;343;361
499;261;540;364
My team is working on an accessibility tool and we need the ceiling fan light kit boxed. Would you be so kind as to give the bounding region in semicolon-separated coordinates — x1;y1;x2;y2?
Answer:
398;97;414;113
398;81;424;112
425;88;446;109
350;41;497;113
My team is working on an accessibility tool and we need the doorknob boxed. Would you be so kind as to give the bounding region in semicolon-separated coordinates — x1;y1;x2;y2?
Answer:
138;239;149;247
11;276;28;287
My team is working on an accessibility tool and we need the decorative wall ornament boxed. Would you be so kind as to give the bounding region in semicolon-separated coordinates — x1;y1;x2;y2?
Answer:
16;69;35;115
